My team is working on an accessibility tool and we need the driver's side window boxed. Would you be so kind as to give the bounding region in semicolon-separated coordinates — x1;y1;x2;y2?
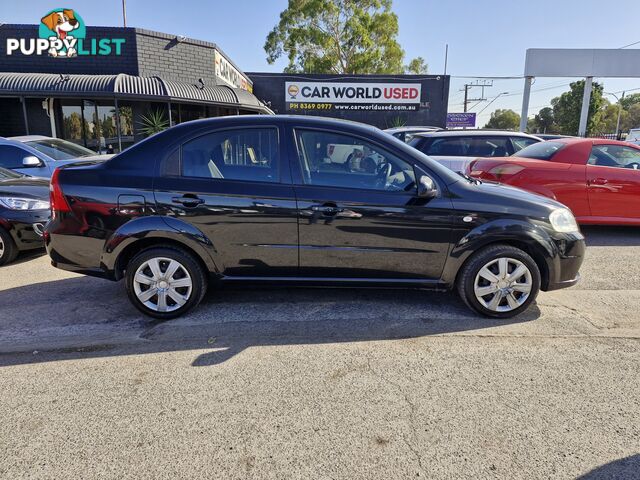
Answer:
589;145;640;169
294;129;416;193
0;145;32;169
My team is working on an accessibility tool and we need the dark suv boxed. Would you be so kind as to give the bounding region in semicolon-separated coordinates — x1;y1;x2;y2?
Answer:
45;116;585;319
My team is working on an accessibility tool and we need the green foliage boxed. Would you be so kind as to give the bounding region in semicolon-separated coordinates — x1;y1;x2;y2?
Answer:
138;109;169;137
405;56;428;74
484;109;520;130
533;107;555;133
265;0;421;74
551;80;604;136
386;116;406;128
619;93;640;111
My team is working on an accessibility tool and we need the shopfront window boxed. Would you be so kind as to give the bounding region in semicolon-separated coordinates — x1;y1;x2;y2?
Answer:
61;102;85;146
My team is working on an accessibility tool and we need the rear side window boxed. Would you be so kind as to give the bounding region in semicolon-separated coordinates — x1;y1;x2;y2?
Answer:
181;128;279;183
513;141;566;160
0;145;30;169
419;136;512;157
511;137;539;152
588;145;640;168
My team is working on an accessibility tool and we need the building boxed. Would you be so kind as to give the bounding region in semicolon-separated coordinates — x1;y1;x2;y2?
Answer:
0;23;271;152
248;73;450;129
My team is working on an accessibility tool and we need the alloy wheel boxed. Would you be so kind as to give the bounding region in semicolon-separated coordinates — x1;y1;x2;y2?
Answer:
473;257;533;313
132;257;193;313
0;236;4;259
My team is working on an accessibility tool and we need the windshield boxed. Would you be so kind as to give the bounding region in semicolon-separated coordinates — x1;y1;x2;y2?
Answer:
25;139;96;160
513;141;566;160
0;166;24;180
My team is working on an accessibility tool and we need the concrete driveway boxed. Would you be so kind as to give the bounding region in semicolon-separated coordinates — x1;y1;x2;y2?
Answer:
0;226;638;479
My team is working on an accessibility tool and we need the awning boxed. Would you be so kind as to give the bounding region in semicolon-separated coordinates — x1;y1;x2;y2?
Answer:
0;72;272;113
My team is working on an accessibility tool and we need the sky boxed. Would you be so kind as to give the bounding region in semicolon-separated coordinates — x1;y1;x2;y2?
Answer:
3;0;640;126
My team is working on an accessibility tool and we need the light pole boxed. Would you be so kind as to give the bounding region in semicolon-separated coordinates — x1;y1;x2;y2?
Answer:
122;0;127;27
605;91;625;139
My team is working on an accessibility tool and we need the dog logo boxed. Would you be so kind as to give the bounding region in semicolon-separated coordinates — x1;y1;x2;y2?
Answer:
39;8;85;57
287;84;300;99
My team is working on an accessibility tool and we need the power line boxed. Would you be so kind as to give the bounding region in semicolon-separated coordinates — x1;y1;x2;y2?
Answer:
620;40;640;49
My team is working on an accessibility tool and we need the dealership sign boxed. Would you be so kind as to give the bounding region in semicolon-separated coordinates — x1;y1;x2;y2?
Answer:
5;8;125;58
285;82;422;111
215;50;252;92
446;112;476;128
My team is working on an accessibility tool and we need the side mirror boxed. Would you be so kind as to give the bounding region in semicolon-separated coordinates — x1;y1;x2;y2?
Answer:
417;175;438;198
22;156;43;167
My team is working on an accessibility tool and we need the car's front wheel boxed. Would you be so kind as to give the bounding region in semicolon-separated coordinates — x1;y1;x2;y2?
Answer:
457;244;541;318
0;227;18;266
125;246;207;320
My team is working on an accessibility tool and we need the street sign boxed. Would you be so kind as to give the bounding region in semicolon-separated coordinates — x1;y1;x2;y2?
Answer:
446;112;476;128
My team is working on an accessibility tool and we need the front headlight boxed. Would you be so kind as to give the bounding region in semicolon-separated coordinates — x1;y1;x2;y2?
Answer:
549;208;579;233
0;197;50;211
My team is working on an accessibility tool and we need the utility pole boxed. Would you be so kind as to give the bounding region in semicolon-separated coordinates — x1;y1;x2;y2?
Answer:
461;80;493;113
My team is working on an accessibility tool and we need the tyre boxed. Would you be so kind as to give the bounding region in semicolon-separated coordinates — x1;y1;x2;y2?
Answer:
457;244;541;318
0;227;18;266
125;246;207;320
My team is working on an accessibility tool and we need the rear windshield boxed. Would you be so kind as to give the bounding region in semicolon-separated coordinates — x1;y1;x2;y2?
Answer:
513;141;565;160
25;139;95;160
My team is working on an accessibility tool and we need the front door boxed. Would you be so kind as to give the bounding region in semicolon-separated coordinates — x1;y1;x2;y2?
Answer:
587;144;640;220
0;145;51;178
153;126;299;277
290;128;452;279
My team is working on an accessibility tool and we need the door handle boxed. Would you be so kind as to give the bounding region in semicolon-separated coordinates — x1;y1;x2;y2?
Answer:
172;195;204;207
311;204;343;216
589;178;608;186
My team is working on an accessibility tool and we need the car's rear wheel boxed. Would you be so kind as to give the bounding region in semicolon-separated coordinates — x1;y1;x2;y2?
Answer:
457;244;540;318
0;227;18;266
125;246;207;320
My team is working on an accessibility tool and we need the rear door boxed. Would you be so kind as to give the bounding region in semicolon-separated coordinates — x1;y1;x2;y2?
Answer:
153;125;299;277
586;144;640;219
289;127;453;279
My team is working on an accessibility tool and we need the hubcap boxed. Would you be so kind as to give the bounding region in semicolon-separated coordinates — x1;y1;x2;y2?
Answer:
133;257;193;313
474;257;532;313
0;236;4;259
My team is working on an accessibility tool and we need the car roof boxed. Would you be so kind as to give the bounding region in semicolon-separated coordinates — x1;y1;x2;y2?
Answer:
8;135;53;142
413;130;541;139
384;126;442;133
553;137;640;147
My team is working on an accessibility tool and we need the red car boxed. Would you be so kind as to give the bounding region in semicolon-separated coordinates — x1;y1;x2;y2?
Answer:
466;138;640;225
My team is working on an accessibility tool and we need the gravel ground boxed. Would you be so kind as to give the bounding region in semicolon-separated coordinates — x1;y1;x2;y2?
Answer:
0;225;638;479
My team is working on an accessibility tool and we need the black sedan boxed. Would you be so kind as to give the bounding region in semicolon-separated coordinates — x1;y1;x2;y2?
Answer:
0;167;49;265
45;116;585;319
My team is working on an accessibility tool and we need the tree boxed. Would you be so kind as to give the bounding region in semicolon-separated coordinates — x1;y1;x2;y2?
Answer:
592;101;628;135
405;56;428;74
619;93;640;111
533;107;555;133
265;0;421;74
551;80;605;136
484;109;520;130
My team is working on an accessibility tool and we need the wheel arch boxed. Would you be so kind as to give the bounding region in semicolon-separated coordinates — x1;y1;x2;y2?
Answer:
100;216;220;280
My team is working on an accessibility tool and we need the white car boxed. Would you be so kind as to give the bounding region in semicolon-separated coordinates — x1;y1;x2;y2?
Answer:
408;130;542;172
627;128;640;146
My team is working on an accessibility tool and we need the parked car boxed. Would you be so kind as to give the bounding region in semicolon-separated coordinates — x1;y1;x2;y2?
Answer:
0;167;49;265
45;116;584;320
535;134;574;141
384;126;443;143
0;136;111;178
466;138;640;225
409;130;542;172
626;128;640;146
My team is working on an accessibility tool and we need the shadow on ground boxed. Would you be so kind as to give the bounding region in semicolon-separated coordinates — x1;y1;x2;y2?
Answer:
577;454;640;479
0;276;540;368
582;225;640;247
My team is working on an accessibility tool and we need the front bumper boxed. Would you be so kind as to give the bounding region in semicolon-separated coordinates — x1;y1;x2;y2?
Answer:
0;209;49;251
542;231;585;291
